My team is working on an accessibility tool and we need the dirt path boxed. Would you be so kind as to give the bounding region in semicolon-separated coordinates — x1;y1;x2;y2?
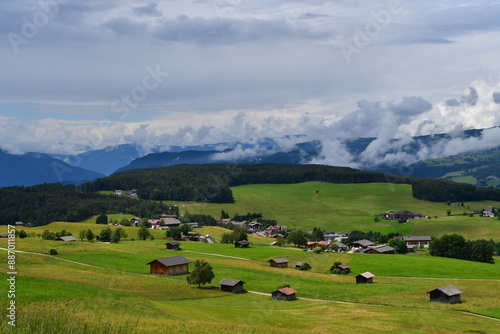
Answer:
181;249;252;261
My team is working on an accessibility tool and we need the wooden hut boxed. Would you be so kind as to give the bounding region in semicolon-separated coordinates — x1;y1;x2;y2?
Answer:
355;272;375;284
234;240;250;248
267;257;290;268
165;241;181;251
146;255;192;276
217;278;246;293
427;285;463;304
271;287;297;301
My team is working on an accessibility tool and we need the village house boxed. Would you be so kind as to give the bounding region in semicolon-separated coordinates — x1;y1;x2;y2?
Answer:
427;285;463;304
114;190;122;196
356;272;375;284
126;189;138;197
306;241;330;251
396;236;432;248
217;279;246;293
146;255;192;276
331;241;348;252
165;241;181;251
161;218;182;228
482;207;496;217
268;257;290;268
234;240;251;248
159;214;177;219
362;245;396;254
55;235;77;242
271;287;297;301
385;209;423;221
324;233;343;243
15;221;24;227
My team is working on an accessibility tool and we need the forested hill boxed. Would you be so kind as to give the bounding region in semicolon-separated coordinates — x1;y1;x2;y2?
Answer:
80;163;500;203
0;183;174;226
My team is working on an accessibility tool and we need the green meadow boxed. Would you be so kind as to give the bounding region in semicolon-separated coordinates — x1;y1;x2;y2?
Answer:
1;231;500;333
168;182;500;239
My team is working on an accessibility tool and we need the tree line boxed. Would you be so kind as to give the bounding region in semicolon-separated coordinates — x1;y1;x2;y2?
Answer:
0;183;175;226
80;163;500;203
429;234;496;264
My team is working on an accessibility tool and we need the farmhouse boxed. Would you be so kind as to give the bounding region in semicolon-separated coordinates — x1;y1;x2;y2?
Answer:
351;239;374;249
217;278;246;293
146;255;192;276
15;221;24;227
165;241;181;250
56;235;77;242
356;272;375;284
398;236;432;248
268;257;290;268
234;240;251;248
427;285;463;304
161;218;182;228
385;210;422;221
363;245;396;254
271;287;297;301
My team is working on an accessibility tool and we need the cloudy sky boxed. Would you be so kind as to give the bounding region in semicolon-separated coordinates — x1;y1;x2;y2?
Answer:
2;0;500;163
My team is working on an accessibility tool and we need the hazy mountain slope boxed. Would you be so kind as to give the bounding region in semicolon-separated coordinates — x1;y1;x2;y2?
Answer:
0;150;104;187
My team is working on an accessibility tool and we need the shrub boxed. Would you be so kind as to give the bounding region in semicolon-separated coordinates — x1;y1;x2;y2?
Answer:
48;249;58;255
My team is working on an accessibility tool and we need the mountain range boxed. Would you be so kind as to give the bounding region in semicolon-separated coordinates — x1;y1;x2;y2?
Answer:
1;127;499;188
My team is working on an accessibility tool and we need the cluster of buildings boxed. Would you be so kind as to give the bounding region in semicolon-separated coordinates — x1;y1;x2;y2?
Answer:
114;189;138;197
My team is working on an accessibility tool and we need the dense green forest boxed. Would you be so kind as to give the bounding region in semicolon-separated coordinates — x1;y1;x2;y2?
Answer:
80;163;500;203
0;183;173;226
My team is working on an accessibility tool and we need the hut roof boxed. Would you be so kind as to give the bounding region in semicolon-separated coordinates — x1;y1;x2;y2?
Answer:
337;264;350;270
268;257;290;264
146;255;192;267
295;262;304;267
217;278;245;286
165;241;181;246
365;245;395;253
236;240;250;245
353;239;374;247
357;272;375;279
276;287;296;295
427;285;463;297
56;235;77;241
402;236;432;242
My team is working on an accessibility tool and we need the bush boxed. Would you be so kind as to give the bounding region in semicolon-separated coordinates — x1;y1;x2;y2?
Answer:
48;249;58;255
313;246;323;254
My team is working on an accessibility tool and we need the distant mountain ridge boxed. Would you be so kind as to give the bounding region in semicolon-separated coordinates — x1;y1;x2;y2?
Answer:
0;150;104;187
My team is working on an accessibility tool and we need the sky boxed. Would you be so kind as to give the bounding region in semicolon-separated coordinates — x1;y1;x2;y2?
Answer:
2;0;500;166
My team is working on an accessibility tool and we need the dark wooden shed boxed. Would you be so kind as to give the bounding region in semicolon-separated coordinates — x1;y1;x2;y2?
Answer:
271;287;297;301
234;240;250;248
217;278;246;293
268;257;290;268
427;285;463;304
146;255;192;276
355;272;375;284
165;241;181;250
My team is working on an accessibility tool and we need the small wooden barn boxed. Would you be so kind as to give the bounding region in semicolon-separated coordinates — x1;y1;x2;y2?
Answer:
146;255;192;276
427;285;463;304
356;272;375;284
271;287;297;301
217;278;246;293
363;245;396;254
165;241;181;251
234;240;250;248
268;257;290;268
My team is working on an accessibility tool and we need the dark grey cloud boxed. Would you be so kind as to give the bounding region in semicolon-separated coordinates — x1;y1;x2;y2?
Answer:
131;3;161;17
463;87;479;106
446;98;460;106
389;96;433;116
493;92;500;104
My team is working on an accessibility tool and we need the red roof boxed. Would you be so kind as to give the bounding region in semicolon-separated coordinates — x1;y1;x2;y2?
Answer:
278;287;297;295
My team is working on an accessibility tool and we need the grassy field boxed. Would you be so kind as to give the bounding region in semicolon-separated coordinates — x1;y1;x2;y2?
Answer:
166;182;500;239
1;232;500;333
